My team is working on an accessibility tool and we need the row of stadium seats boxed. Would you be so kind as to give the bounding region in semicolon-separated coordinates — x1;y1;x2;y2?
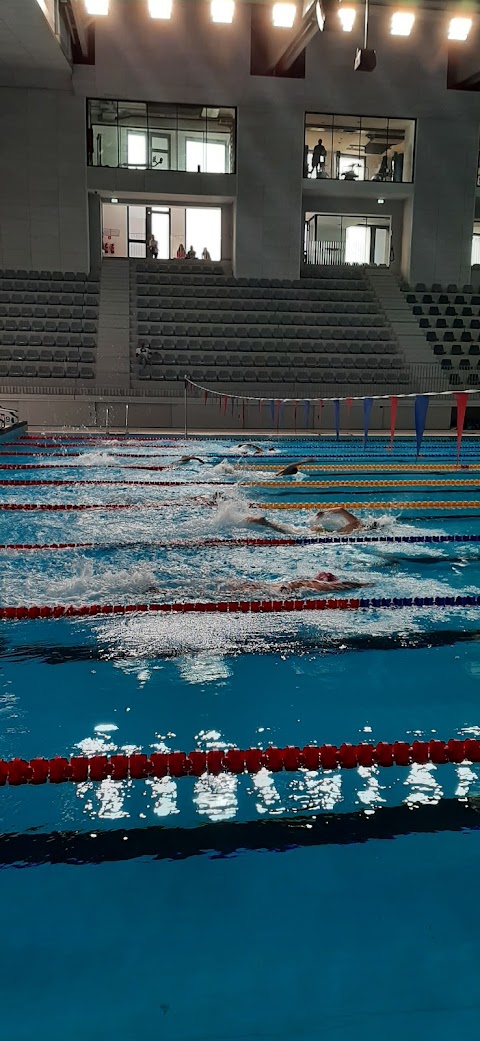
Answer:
0;348;94;362
141;340;396;354
0;333;95;348
402;281;476;294
0;362;94;379
140;351;403;368
137;281;373;301
137;311;384;328
137;296;377;314
138;366;410;384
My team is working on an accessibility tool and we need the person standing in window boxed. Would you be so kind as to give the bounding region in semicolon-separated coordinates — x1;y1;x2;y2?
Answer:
176;243;186;259
202;247;211;261
186;245;197;259
312;138;327;178
148;235;159;260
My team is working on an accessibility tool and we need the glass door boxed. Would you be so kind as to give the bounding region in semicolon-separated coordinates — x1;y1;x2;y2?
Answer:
128;205;147;258
149;208;171;260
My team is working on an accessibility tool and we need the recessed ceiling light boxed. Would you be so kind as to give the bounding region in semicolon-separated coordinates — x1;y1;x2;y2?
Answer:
390;12;415;37
338;6;356;32
84;0;109;14
148;0;173;19
272;3;297;29
110;197;119;204
448;16;472;41
377;198;385;205
211;0;234;23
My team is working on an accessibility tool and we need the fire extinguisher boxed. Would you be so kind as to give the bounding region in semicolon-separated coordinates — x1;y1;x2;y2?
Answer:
110;243;115;254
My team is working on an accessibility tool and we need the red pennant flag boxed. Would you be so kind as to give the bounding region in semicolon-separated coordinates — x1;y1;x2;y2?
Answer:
259;398;263;416
389;396;398;451
346;397;353;416
294;400;298;432
223;395;228;415
455;391;468;462
204;390;208;405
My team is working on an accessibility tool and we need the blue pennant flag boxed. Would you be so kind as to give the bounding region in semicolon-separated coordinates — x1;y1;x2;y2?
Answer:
363;397;374;448
304;399;310;429
414;395;429;457
270;399;275;424
334;399;340;441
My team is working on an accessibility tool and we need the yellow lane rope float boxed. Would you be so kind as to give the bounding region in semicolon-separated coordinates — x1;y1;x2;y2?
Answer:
244;479;480;489
236;464;480;472
257;500;480;510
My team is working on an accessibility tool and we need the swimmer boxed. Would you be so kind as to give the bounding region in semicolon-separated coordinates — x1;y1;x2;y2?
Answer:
244;507;366;537
275;458;316;477
230;571;370;594
238;443;276;455
150;455;206;472
309;507;363;535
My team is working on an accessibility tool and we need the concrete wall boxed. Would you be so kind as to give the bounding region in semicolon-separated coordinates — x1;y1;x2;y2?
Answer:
0;88;89;271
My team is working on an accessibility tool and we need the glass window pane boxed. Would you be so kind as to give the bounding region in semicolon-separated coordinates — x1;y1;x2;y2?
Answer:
387;118;415;182
127;132;147;168
88;99;118;167
148;102;178;170
305;114;333;179
151;210;170;259
185;207;221;261
333;115;362;181
360;116;389;182
178;105;207;172
205;107;236;172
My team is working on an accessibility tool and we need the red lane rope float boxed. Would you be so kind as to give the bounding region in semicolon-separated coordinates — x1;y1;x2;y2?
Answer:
0;503;206;512
0;593;478;620
2;739;480;785
0;479;231;487
0;534;478;552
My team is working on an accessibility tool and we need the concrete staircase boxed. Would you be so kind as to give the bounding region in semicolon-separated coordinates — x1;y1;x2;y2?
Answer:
366;267;433;366
96;259;131;388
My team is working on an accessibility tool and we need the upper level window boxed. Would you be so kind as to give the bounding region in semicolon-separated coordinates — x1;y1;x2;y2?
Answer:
87;99;236;174
304;113;415;184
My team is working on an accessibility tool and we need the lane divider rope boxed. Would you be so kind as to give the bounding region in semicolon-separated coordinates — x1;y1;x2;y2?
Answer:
237;463;480;472
260;500;480;510
0;463;479;473
0;534;479;552
2;500;480;513
2;739;480;785
244;479;480;489
0;594;478;620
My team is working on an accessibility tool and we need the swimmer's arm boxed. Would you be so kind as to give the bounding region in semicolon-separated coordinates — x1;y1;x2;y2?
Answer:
245;515;297;535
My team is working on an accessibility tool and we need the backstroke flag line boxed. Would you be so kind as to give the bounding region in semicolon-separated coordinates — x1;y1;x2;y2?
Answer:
390;396;398;449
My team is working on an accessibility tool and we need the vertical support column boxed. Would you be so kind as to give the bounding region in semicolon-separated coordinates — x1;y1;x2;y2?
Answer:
88;193;102;274
235;101;303;280
404;117;479;287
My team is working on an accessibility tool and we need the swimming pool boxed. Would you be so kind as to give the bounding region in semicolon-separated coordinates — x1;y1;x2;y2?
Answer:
1;432;480;1040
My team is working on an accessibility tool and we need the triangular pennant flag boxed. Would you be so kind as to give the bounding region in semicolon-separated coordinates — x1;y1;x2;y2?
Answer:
455;391;468;463
317;400;323;427
363;397;374;448
389;396;398;451
294;400;298;432
414;395;429;457
304;399;310;429
334;399;340;441
204;390;208;405
346;397;353;416
223;395;228;415
270;399;275;424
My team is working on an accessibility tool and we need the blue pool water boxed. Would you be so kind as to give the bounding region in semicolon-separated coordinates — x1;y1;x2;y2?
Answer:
1;432;480;1039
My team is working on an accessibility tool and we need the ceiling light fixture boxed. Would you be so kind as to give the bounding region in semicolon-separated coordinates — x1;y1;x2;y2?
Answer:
272;3;297;29
338;6;356;32
377;198;385;205
211;0;234;23
390;11;415;36
84;0;109;14
110;198;119;204
148;0;173;18
448;16;472;41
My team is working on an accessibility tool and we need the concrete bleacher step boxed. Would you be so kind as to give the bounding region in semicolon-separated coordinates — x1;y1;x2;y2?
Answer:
366;268;432;366
96;260;130;388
